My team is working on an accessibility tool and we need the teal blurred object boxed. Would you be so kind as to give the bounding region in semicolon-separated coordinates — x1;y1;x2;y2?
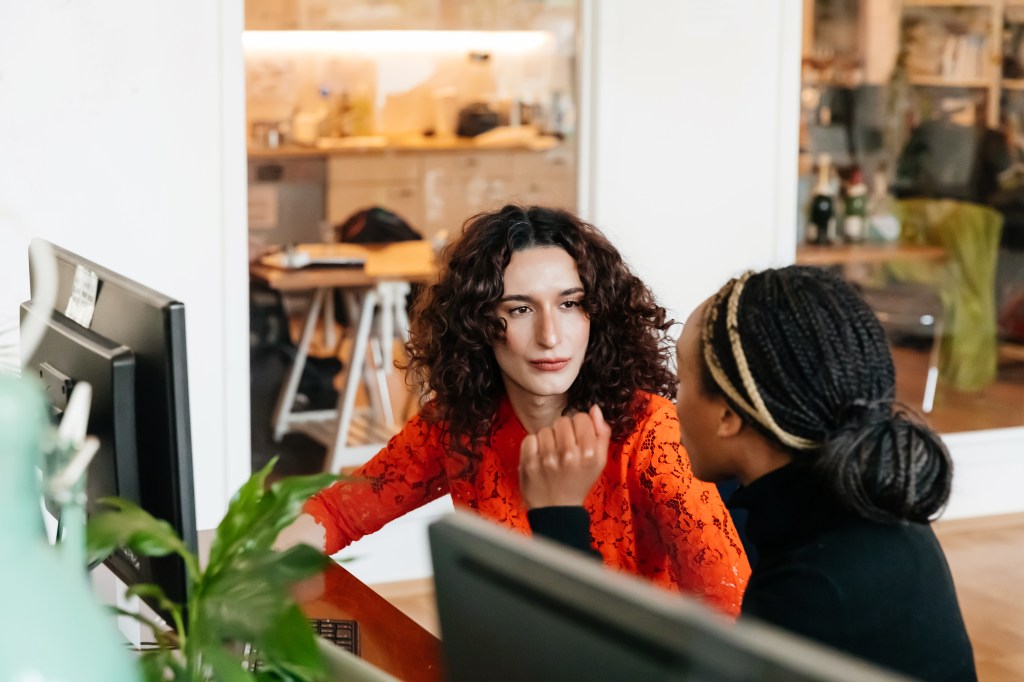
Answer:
0;374;140;681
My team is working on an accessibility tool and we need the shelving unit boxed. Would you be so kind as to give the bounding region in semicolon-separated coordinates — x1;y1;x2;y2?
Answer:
899;0;1001;127
899;0;1024;130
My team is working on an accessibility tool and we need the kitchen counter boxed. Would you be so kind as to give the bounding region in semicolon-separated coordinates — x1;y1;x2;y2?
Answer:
249;133;562;159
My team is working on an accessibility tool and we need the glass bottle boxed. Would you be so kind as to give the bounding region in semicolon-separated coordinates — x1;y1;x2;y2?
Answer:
843;166;868;243
868;170;901;243
807;153;836;245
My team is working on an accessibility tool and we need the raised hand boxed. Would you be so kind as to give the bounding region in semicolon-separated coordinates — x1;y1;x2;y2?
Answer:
519;405;611;509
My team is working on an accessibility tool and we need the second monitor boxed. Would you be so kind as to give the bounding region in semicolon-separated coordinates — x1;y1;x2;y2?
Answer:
429;513;904;682
21;241;197;613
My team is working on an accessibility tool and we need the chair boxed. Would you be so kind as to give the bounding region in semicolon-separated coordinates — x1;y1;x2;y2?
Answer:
890;199;1004;392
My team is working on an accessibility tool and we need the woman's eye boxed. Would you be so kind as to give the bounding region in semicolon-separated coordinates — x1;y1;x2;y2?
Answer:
509;305;531;316
562;299;583;310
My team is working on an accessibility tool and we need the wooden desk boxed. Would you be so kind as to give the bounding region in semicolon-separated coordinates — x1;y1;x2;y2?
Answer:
796;243;947;266
197;530;442;680
294;562;442;682
250;241;437;471
249;242;437;292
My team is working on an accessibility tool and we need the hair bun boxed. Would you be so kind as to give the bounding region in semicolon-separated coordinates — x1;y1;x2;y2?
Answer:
817;408;952;523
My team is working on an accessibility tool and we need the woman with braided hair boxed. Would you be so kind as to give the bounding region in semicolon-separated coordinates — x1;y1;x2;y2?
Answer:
279;205;750;616
525;265;975;679
676;265;975;679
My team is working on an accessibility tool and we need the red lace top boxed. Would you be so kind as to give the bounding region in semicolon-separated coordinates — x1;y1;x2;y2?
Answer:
305;392;750;616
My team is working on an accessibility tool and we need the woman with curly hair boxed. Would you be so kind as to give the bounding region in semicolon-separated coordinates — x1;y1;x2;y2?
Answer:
287;205;750;615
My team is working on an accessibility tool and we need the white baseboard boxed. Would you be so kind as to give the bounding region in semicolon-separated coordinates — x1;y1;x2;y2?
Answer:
942;427;1024;520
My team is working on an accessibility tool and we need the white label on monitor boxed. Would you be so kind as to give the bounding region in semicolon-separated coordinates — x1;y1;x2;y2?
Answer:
65;265;99;328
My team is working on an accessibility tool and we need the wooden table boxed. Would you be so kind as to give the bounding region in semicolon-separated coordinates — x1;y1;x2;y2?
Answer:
249;242;437;292
796;243;947;266
294;562;443;682
250;241;437;471
197;530;442;680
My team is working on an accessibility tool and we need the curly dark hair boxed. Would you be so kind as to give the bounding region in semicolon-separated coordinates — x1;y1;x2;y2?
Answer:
405;204;676;458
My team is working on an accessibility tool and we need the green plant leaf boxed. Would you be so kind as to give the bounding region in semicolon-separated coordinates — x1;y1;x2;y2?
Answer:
125;583;185;638
86;497;199;580
201;644;258;682
253;604;328;682
125;583;178;618
107;604;181;650
207;459;339;575
194;547;328;646
86;460;341;681
138;648;185;682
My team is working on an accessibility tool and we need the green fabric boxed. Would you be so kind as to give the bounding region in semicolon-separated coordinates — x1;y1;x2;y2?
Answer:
891;199;1003;391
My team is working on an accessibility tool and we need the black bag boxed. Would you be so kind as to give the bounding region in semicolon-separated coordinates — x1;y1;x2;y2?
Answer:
333;206;422;243
332;207;424;326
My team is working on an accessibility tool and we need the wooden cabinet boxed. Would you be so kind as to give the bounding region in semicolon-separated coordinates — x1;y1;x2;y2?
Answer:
508;146;576;210
326;154;423;234
326;147;576;241
245;0;572;31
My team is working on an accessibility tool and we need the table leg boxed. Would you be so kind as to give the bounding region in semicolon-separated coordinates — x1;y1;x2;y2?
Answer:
271;287;326;441
324;286;336;351
393;293;418;423
369;337;395;428
378;284;395;372
329;288;378;472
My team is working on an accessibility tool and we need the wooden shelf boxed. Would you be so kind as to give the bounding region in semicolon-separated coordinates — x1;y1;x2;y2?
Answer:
1004;79;1024;90
908;75;993;88
904;0;995;6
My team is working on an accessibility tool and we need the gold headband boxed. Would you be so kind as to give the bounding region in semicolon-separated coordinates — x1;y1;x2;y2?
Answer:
702;272;819;451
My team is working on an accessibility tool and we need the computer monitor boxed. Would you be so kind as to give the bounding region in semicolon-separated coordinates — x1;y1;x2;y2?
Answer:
20;241;197;613
21;307;139;517
429;513;904;682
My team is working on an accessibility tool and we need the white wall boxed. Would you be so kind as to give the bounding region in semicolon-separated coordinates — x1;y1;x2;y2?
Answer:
582;0;802;332
0;1;250;529
582;0;802;322
580;0;1024;520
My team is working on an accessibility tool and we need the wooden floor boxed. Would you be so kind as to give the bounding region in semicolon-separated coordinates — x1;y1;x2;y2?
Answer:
892;345;1024;433
934;514;1024;681
374;514;1024;681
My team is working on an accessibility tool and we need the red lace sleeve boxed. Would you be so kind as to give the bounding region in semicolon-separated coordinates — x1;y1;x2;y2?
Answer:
630;397;750;616
304;412;450;554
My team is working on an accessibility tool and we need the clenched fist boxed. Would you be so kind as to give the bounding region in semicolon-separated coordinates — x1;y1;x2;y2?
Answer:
519;405;611;509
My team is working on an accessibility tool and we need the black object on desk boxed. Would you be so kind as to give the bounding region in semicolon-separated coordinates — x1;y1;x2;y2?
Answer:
246;618;360;672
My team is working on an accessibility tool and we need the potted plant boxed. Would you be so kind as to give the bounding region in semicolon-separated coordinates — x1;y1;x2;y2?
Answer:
87;458;340;681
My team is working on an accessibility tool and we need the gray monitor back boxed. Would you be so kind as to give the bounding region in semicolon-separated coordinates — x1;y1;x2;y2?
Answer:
429;513;909;682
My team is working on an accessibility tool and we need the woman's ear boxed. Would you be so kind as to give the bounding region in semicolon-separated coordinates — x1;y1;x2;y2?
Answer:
716;400;744;438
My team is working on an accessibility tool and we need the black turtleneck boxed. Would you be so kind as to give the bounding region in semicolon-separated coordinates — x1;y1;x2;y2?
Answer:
728;464;977;681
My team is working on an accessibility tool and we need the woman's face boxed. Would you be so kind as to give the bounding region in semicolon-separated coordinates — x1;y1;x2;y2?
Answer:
493;246;591;403
675;302;735;482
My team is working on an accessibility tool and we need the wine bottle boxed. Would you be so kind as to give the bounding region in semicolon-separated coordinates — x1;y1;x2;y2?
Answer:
807;154;836;245
843;166;868;243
